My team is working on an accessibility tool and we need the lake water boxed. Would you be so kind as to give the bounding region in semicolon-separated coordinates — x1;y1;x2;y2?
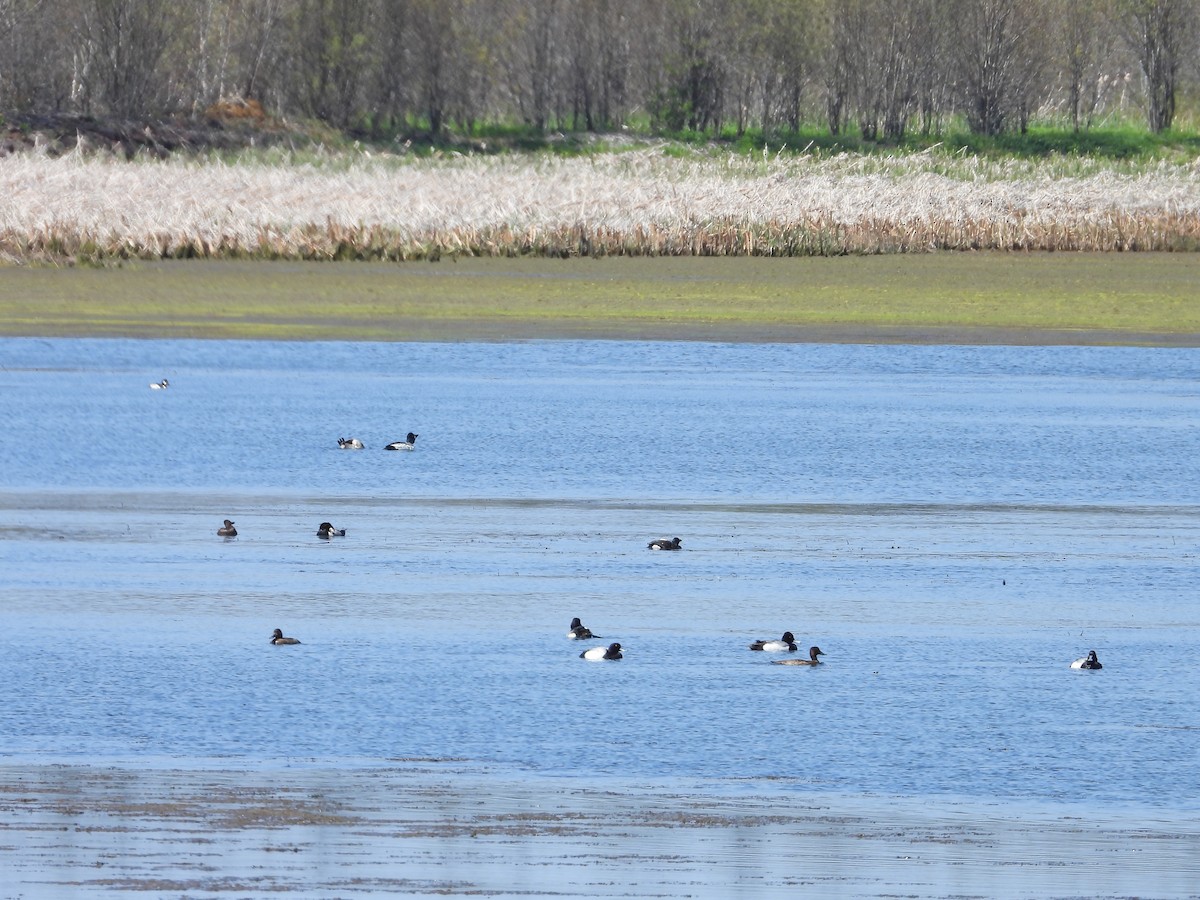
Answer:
2;337;1199;897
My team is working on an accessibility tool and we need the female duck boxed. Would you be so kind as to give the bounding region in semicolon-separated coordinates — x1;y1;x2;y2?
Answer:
1071;650;1103;670
217;519;237;537
648;537;682;551
567;617;597;640
580;642;622;660
385;433;419;451
749;631;797;652
338;437;365;449
270;628;301;645
773;646;826;666
317;522;346;539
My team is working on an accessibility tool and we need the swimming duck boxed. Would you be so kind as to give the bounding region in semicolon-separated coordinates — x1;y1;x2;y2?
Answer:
317;522;346;538
149;378;169;390
749;631;797;652
217;519;237;537
384;433;419;451
773;646;826;666
1071;650;1103;670
567;617;597;640
270;628;301;645
338;437;365;449
648;537;682;551
580;642;622;660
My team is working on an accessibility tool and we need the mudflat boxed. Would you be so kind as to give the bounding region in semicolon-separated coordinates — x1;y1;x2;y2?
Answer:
2;253;1199;345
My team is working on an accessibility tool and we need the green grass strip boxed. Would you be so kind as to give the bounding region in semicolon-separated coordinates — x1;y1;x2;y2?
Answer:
2;254;1198;345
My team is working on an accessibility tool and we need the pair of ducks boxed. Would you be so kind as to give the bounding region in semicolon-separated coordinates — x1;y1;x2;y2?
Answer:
339;433;418;451
749;631;825;665
568;618;623;659
218;520;347;539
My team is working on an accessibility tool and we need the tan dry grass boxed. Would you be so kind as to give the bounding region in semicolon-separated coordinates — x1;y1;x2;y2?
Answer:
2;149;1200;261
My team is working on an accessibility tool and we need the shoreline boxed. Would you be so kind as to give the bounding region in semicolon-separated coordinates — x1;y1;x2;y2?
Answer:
6;322;1200;347
2;760;1198;898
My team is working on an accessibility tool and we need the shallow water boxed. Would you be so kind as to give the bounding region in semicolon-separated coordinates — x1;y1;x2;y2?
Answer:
2;762;1196;900
2;337;1199;896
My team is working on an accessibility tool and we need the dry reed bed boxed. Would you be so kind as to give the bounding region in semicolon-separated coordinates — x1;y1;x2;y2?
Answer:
3;149;1200;261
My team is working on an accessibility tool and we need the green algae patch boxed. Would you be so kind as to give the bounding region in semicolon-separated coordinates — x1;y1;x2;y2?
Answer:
2;254;1199;344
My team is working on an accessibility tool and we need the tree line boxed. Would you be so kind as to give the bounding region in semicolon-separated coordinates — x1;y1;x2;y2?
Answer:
1;0;1197;142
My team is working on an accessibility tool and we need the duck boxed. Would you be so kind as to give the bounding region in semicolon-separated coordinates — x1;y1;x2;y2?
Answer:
384;432;419;451
648;537;682;551
1071;650;1103;670
773;646;826;666
580;642;622;660
269;628;301;645
217;519;237;537
749;631;797;652
149;378;169;390
338;437;365;449
567;617;597;640
317;522;346;539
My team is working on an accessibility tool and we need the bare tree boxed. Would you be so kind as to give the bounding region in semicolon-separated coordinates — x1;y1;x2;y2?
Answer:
829;0;922;141
77;0;175;116
912;0;954;133
0;0;75;110
373;0;413;133
407;0;457;136
292;0;374;127
952;0;1050;134
186;0;232;109
448;0;498;132
724;1;761;135
724;0;819;135
649;0;729;132
564;0;600;130
1121;0;1196;131
560;0;631;131
875;0;923;139
1052;0;1123;130
505;0;562;130
594;0;633;129
0;0;22;108
823;0;854;133
228;0;289;105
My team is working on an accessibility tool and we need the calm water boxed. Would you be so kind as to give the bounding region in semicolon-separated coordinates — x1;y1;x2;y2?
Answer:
2;337;1199;813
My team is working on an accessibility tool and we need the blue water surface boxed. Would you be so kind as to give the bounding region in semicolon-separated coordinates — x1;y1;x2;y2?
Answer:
1;337;1198;812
